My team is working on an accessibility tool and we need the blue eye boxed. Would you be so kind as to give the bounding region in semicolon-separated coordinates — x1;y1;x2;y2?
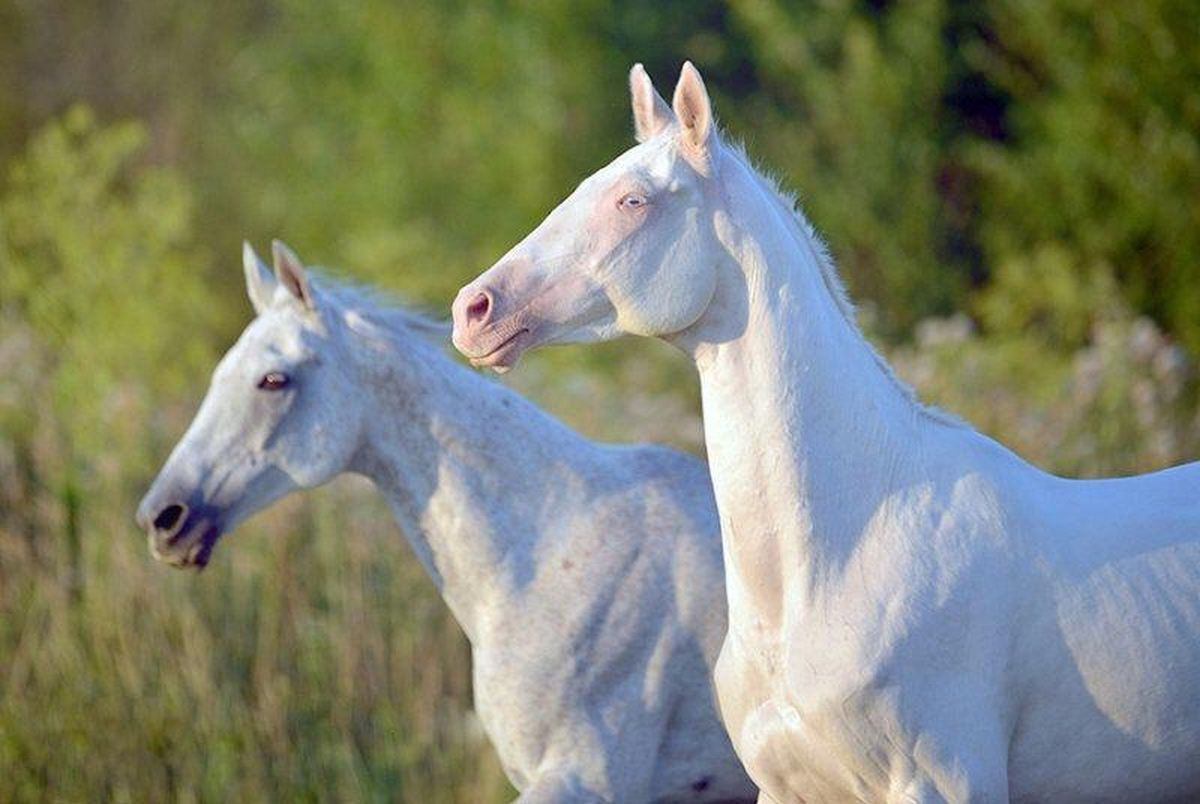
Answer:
619;192;648;209
257;371;290;391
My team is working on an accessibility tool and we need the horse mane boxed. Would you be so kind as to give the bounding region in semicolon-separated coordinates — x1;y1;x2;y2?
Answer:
722;138;961;427
306;270;452;344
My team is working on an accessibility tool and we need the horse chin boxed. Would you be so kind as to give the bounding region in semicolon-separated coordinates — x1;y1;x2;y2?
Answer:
468;328;535;374
149;524;222;572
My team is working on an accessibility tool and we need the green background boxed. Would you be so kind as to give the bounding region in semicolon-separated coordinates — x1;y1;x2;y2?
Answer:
1;1;1198;800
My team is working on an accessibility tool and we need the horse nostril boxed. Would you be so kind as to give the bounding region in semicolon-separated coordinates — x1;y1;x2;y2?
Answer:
465;292;492;326
153;503;186;532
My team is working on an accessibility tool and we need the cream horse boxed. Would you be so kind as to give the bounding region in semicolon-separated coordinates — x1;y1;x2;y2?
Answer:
452;64;1200;803
136;242;756;803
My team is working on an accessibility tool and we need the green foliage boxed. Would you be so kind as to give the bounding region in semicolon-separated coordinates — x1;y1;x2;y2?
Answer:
201;0;619;306
730;0;966;337
1;1;1199;800
1;106;213;458
893;278;1198;478
967;0;1200;350
0;109;511;802
975;244;1121;350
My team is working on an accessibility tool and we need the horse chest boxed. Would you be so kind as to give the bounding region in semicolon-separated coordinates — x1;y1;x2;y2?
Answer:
470;656;550;784
715;616;901;801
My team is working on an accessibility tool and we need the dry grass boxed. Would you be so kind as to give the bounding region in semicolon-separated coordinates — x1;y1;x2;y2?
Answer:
0;475;513;803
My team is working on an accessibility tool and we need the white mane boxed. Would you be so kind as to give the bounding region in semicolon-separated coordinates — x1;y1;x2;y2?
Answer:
723;139;961;427
306;270;451;344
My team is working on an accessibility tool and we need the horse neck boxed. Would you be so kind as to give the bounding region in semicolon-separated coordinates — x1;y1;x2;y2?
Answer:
682;158;938;620
343;317;599;641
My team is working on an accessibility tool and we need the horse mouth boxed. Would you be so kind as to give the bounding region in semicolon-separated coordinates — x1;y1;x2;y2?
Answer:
468;328;531;373
150;524;221;571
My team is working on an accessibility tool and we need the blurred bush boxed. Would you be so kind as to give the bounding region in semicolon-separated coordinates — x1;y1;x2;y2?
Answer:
1;1;1198;801
890;247;1199;478
967;0;1200;352
0;105;214;591
0;109;509;802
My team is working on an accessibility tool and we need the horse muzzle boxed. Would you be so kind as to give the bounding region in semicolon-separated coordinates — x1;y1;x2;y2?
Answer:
137;497;223;571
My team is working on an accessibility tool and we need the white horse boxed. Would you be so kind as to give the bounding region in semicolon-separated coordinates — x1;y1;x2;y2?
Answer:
136;241;757;803
451;63;1200;803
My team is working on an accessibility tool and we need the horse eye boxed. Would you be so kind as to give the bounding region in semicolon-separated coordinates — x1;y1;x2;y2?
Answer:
257;371;290;391
619;192;647;210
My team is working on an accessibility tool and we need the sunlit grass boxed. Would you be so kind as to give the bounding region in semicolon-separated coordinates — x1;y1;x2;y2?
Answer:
0;478;513;803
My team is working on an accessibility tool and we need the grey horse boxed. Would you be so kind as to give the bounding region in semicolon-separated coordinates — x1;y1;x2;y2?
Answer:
137;241;756;803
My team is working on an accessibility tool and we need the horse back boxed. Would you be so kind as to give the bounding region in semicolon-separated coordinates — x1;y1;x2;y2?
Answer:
1010;461;1200;800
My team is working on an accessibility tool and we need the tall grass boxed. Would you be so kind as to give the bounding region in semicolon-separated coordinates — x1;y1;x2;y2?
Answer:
0;111;486;801
3;98;1198;802
1;465;512;802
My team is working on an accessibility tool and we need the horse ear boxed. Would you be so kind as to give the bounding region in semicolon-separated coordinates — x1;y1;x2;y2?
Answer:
629;63;673;143
671;61;717;175
271;239;315;311
243;241;277;315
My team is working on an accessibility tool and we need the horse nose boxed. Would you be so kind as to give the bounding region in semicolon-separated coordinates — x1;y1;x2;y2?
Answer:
154;503;187;532
454;288;494;332
466;292;491;323
142;502;189;541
